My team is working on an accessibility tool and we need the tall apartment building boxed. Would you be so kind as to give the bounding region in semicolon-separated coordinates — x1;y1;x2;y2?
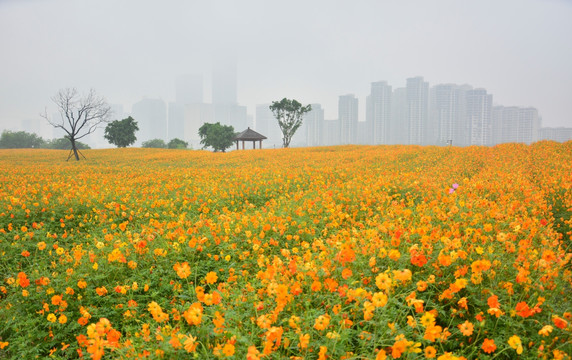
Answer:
305;103;324;147
430;84;471;146
493;106;539;145
390;87;408;145
256;104;282;148
406;77;429;145
212;56;237;106
338;94;358;144
367;81;392;144
132;98;167;145
466;89;493;146
539;127;572;142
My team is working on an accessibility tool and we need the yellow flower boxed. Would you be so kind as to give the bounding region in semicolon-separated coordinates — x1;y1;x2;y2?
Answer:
58;314;68;324
47;313;57;322
508;335;523;354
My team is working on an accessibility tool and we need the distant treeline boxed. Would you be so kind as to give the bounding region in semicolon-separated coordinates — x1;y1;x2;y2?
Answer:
0;130;90;150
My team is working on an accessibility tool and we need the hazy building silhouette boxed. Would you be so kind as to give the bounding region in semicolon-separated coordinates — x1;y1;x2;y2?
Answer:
406;77;429;145
431;84;471;146
132;98;167;144
304;103;324;147
255;104;282;147
338;94;358;144
466;89;493;146
367;81;392;144
184;103;214;148
323;119;341;146
212;56;237;105
390;87;408;145
176;74;203;104
168;102;185;141
539;127;572;142
493;106;540;144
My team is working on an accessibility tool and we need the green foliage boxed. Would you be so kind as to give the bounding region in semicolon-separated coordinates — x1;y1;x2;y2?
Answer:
44;137;91;150
141;139;167;148
104;116;139;148
167;138;188;149
269;98;312;148
198;122;235;152
0;130;45;149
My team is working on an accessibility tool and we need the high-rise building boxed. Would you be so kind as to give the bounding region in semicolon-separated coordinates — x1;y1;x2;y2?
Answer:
466;89;493;146
539;127;572;142
256;104;282;148
406;77;429;145
323;119;341;146
431;84;471;146
184;103;214;148
338;94;358;144
390;87;408;145
132;98;167;145
176;74;203;104
212;56;237;105
493;106;540;145
305;104;324;147
367;81;392;144
168;102;185;141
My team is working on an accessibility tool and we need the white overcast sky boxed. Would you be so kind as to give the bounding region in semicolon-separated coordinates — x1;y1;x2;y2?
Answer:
1;0;571;129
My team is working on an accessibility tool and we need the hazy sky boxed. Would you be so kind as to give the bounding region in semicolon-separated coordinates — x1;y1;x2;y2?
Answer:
1;0;571;130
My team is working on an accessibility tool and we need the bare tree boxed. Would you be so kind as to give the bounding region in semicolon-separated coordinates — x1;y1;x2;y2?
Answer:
41;88;111;160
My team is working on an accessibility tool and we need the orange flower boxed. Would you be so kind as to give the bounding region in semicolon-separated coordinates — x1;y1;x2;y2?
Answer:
222;343;235;357
205;271;218;284
424;346;437;358
458;321;474;336
424;325;443;342
481;338;496;354
314;314;331;331
552;316;568;329
299;333;310;349
173;262;191;279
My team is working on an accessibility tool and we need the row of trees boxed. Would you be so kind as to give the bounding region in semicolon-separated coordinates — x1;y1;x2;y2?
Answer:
13;88;312;160
0;130;90;150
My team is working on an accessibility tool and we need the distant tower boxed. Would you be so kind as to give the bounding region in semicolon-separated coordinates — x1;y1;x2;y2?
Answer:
338;94;358;144
132;98;167;145
176;74;203;104
367;81;392;144
304;104;324;147
431;84;471;146
212;56;237;105
390;87;407;145
256;104;282;147
466;89;493;146
406;77;429;145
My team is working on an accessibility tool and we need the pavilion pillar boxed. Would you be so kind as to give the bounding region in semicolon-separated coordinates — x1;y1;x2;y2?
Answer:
253;141;256;149
242;141;245;150
236;141;239;150
259;140;262;149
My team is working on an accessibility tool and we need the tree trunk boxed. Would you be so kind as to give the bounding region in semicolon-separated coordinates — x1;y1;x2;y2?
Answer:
71;139;80;161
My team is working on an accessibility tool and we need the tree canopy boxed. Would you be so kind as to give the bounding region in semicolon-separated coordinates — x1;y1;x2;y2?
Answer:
198;122;235;152
0;130;45;149
42;88;111;160
168;138;188;149
44;137;90;150
269;98;311;148
104;116;139;148
142;139;167;148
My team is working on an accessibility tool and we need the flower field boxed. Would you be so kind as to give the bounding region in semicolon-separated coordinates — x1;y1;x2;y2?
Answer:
0;142;571;359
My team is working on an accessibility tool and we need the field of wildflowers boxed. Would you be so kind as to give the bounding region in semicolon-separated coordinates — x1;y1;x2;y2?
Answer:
0;142;570;359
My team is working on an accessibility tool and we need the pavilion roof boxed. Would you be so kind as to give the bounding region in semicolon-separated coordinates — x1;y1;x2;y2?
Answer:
234;127;267;141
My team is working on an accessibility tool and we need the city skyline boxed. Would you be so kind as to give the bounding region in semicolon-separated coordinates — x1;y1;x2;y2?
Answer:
1;0;571;135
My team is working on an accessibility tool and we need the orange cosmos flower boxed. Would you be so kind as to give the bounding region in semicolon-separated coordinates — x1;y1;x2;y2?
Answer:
205;271;218;284
299;333;310;349
173;262;191;279
424;346;437;358
314;314;330;331
552;316;568;329
481;338;496;354
458;321;474;336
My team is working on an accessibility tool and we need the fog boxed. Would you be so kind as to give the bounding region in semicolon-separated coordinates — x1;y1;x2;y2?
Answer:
1;0;571;146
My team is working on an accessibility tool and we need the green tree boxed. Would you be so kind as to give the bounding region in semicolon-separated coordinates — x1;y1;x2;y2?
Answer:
0;130;45;148
44;137;90;150
41;88;111;160
104;116;139;148
142;139;167;148
198;122;235;152
167;138;188;149
269;98;312;148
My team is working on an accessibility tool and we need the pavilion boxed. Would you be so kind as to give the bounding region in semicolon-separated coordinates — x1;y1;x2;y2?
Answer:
234;127;267;150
